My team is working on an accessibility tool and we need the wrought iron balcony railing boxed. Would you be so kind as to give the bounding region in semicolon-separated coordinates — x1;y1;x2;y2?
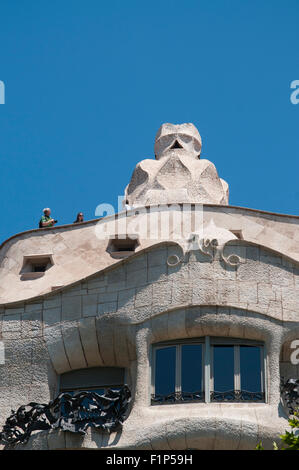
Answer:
151;391;205;404
210;390;265;402
151;389;265;404
0;385;131;446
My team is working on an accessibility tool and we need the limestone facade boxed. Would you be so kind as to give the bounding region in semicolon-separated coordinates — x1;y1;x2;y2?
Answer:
0;123;298;450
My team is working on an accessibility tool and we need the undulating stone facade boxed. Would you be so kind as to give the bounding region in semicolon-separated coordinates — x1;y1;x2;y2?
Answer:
0;123;298;449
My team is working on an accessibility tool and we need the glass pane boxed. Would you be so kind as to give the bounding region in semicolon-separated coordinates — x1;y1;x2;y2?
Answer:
213;346;234;392
61;388;105;395
182;344;202;392
155;346;176;396
240;346;262;392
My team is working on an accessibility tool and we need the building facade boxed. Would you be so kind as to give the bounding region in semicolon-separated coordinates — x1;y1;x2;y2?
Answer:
0;123;298;449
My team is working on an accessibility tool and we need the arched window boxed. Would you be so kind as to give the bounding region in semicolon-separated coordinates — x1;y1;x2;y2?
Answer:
151;337;266;404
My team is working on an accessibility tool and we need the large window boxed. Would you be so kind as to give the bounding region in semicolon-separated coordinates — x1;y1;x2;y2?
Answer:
151;338;265;404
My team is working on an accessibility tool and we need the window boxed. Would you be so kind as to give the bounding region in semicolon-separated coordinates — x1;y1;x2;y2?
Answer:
59;367;126;419
153;342;204;404
20;254;54;280
230;230;243;240
59;366;125;395
107;235;139;259
152;337;265;405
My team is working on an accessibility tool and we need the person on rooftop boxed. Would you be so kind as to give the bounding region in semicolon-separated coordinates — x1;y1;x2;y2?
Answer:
74;212;84;223
39;208;57;228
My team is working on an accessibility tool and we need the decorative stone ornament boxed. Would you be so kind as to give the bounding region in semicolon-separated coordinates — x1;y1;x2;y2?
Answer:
125;122;229;206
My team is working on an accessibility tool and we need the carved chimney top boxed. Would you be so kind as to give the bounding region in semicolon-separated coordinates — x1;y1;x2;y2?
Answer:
125;122;229;206
154;123;202;160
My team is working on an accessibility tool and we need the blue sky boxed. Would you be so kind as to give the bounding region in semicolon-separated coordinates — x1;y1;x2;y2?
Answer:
0;0;298;243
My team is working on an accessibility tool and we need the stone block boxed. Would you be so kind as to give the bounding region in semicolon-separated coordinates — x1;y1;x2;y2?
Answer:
237;260;270;284
87;276;107;291
135;285;153;308
117;288;135;310
133;305;152;323
43;306;61;328
61;322;87;369
78;317;104;367
192;278;216;304
107;266;126;284
147;264;168;283
126;268;147;288
268;264;294;287
61;295;82;321
2;313;22;339
114;325;129;366
43;296;61;309
126;254;147;274
97;302;117;315
151;313;169;342
25;302;43;313
217;279;239;305
96;318;115;365
4;307;24;316
239;281;258;305
167;308;187;339
82;293;98;317
22;310;42;338
98;291;118;304
267;300;282;319
189;260;214;280
171;281;192;306
185;307;205;337
148;248;168;267
152;281;172;306
44;325;70;374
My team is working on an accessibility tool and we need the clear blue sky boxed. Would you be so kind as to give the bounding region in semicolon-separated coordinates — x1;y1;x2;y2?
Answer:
0;0;298;243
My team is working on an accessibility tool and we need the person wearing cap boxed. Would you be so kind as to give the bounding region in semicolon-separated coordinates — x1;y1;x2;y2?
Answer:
39;208;57;228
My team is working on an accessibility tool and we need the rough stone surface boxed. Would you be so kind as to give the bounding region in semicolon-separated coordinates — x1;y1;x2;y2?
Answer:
0;240;297;449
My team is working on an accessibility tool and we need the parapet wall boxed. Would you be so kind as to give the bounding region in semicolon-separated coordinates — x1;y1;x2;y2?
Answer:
0;204;299;305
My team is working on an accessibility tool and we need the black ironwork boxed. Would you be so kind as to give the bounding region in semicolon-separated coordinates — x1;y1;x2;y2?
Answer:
0;385;131;445
151;390;204;404
280;378;299;416
210;389;265;402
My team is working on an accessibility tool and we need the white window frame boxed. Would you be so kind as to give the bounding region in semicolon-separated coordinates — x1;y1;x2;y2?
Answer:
151;337;266;405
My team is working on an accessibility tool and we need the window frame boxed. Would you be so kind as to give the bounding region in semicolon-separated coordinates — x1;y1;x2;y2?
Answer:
151;337;267;405
151;339;205;404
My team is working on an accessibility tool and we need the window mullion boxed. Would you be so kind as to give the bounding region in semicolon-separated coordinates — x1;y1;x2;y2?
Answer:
151;346;155;399
176;345;182;396
204;336;211;403
261;347;265;395
234;345;241;391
